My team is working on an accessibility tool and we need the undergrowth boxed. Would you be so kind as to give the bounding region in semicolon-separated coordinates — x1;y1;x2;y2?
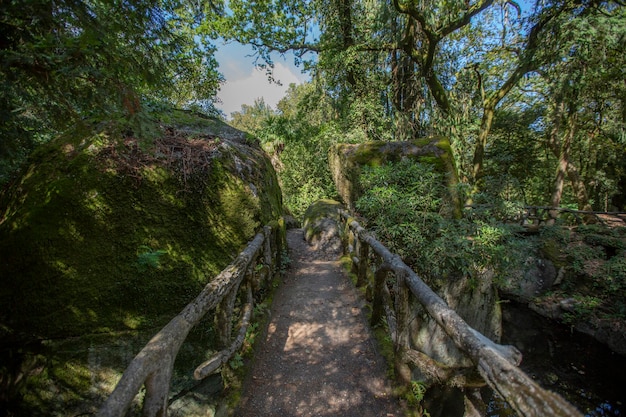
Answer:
355;160;532;287
539;225;626;322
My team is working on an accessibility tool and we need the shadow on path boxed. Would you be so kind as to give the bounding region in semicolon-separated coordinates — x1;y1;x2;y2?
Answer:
236;229;403;417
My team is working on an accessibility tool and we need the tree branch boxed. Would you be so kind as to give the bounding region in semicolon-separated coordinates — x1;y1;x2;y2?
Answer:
437;0;496;38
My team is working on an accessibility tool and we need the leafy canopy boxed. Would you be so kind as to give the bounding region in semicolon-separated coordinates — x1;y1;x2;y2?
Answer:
0;0;223;182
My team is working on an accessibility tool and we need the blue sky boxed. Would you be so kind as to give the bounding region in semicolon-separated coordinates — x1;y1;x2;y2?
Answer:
214;41;310;118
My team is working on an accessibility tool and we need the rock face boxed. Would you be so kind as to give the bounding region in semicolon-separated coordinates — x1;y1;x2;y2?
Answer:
411;269;503;370
328;137;461;216
499;227;626;357
302;199;344;258
0;109;283;415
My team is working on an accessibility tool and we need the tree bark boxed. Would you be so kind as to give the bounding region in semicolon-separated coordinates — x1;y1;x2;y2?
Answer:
338;0;356;88
547;98;592;222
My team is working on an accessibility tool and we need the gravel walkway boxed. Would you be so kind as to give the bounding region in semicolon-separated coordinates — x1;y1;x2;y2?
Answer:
235;229;404;417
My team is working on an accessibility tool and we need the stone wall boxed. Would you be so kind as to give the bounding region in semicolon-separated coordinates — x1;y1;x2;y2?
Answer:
328;137;461;217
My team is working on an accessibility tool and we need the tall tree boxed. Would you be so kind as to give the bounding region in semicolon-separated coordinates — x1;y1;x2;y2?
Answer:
543;3;626;214
230;98;276;134
209;0;625;207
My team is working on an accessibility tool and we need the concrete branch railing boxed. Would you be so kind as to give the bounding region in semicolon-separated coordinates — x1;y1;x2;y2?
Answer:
97;221;284;417
339;210;583;417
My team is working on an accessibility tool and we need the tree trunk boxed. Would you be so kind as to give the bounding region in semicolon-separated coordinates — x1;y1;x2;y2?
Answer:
548;101;578;224
566;159;593;212
470;62;535;194
469;104;496;202
338;0;356;88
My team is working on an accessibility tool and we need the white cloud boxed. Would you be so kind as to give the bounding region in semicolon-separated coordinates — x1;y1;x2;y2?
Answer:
216;62;307;118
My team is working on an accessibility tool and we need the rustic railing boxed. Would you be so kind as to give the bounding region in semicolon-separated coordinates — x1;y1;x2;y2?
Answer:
339;210;583;417
519;206;626;227
97;221;285;417
466;204;626;227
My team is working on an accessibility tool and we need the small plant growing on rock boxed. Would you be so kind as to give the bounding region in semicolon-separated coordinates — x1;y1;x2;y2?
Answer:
135;245;168;271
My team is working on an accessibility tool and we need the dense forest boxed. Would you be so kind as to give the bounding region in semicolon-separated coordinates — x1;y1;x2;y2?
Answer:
222;0;626;217
222;0;626;336
1;0;626;415
2;0;625;210
3;0;626;354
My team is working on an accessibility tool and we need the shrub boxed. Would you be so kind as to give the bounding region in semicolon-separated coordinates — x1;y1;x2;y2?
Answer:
355;160;531;282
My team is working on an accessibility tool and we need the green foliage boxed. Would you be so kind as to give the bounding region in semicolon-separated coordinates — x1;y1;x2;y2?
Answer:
208;0;625;211
479;106;548;205
535;4;626;210
243;322;260;351
279;249;292;275
135;246;168;271
602;256;626;294
562;295;603;325
407;380;428;408
254;83;339;219
229;98;276;134
403;379;431;416
0;0;222;184
229;353;244;370
355;160;531;282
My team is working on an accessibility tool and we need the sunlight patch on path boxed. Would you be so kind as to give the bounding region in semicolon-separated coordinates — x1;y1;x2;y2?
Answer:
235;229;403;417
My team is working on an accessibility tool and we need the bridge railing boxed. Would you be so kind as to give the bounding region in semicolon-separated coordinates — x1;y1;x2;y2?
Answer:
339;210;583;417
97;221;285;417
466;204;626;227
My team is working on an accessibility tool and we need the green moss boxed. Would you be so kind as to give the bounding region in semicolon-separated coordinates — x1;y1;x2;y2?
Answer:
541;239;568;268
353;143;384;166
329;137;460;216
417;155;440;167
434;137;452;152
303;199;342;221
0;109;283;415
154;108;221;133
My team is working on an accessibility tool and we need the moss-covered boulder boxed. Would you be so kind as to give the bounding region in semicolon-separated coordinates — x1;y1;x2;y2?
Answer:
0;109;283;415
302;199;344;256
328;137;460;216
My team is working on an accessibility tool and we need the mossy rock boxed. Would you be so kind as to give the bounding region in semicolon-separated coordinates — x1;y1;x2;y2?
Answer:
302;199;344;253
0;109;283;415
328;137;460;217
541;238;568;268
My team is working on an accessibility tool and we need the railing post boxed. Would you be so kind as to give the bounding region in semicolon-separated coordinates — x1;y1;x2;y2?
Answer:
394;269;412;384
355;237;369;287
215;282;239;348
263;225;273;284
371;263;391;327
97;229;269;417
142;362;174;417
344;220;355;255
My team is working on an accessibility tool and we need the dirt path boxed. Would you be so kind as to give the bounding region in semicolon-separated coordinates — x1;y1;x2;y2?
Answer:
235;229;404;417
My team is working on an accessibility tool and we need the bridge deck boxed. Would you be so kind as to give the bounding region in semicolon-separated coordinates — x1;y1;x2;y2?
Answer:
236;229;403;417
